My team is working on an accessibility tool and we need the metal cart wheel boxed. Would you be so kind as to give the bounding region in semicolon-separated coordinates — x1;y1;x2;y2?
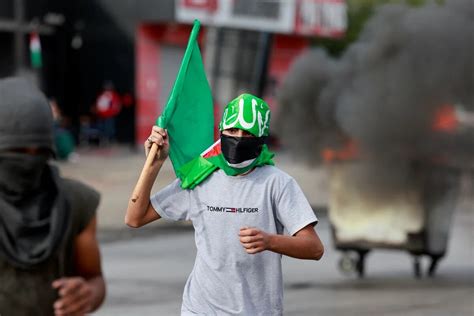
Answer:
338;252;358;276
338;250;369;278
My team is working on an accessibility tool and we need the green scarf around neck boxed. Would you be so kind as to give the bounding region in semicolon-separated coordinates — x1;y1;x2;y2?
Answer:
177;143;274;189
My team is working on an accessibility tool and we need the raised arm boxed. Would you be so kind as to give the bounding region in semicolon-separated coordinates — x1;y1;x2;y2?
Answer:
239;224;324;260
125;126;168;228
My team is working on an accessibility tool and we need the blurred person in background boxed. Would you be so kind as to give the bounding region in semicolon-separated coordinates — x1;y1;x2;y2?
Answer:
49;98;77;161
0;77;105;316
94;81;121;144
126;94;324;315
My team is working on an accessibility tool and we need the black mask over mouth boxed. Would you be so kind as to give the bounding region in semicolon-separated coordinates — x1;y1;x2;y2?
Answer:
220;134;266;164
0;152;48;197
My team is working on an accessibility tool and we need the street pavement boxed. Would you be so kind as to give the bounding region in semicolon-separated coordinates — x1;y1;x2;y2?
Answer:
58;146;474;316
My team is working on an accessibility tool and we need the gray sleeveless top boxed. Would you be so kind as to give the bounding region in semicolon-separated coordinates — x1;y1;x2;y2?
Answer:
0;178;99;316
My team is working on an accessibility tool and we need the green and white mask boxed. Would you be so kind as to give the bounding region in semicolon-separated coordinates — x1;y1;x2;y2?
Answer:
219;94;271;137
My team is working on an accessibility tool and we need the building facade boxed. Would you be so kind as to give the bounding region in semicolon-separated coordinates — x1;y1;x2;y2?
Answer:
0;0;346;145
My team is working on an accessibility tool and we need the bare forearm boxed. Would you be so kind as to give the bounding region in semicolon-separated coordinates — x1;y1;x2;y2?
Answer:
268;234;324;260
125;159;163;227
239;225;324;259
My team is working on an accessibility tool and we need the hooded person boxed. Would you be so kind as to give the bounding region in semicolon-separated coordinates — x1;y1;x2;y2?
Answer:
126;93;324;315
0;77;105;316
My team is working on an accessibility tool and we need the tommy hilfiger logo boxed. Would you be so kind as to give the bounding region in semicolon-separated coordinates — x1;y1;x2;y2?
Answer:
207;206;259;213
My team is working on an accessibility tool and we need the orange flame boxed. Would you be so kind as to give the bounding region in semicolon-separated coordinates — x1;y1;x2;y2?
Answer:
322;139;359;163
432;104;458;132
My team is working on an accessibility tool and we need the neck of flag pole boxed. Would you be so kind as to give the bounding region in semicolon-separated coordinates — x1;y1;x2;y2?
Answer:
156;19;201;128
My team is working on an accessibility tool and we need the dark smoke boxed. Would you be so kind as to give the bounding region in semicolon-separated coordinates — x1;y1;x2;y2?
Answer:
277;49;337;163
276;0;474;164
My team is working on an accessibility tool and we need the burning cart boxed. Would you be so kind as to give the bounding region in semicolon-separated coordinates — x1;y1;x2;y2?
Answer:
328;160;460;278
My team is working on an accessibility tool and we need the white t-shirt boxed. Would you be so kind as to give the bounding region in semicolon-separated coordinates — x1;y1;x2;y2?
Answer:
151;165;318;316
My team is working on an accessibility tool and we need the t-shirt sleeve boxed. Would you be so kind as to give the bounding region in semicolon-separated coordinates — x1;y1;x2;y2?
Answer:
275;177;318;236
150;179;192;221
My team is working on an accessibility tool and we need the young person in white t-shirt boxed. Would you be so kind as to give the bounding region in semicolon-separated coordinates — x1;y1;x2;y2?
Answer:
126;94;324;315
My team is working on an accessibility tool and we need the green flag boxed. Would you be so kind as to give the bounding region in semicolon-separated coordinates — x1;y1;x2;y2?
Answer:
156;19;214;177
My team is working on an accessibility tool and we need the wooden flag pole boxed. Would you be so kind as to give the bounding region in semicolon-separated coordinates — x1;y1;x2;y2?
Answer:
130;143;159;203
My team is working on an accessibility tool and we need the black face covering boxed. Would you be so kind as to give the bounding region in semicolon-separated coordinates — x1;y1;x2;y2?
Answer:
0;153;71;269
220;134;266;164
0;153;48;197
